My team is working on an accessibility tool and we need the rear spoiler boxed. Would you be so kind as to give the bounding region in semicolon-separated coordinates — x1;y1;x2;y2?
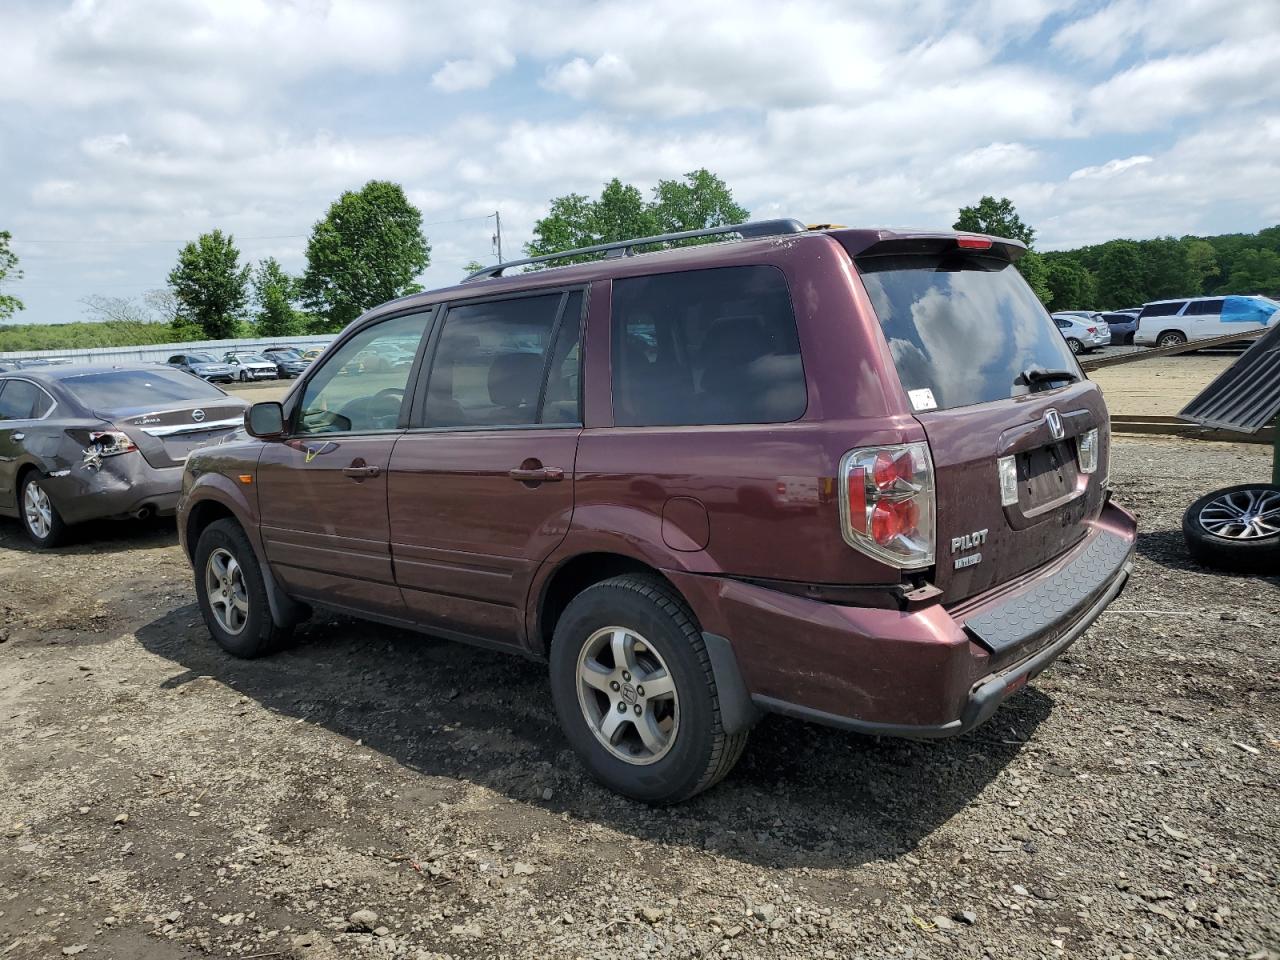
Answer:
828;228;1027;264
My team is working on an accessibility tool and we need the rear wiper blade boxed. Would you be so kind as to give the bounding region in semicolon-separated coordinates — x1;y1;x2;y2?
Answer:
1018;366;1080;388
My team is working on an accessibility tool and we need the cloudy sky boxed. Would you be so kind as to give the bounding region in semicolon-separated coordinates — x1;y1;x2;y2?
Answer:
1;0;1278;324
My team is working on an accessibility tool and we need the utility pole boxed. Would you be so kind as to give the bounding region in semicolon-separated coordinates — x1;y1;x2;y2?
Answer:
492;210;503;262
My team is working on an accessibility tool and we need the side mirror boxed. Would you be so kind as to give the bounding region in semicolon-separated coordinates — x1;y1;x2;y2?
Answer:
245;401;286;439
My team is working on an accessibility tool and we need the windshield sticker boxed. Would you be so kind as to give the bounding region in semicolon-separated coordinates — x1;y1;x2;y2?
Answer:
908;388;938;412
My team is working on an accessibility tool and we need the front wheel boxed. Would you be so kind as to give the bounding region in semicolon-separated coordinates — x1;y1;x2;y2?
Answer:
1182;484;1280;573
1066;338;1083;355
193;518;293;657
239;370;250;382
19;474;69;548
549;575;749;804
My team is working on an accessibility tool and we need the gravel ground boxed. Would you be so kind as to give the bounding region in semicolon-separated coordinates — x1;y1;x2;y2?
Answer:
0;436;1276;960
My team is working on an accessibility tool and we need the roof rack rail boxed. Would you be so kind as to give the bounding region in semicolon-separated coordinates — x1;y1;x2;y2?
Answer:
463;218;808;282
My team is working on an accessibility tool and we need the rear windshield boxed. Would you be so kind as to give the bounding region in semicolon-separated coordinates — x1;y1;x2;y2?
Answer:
62;369;225;409
858;254;1077;411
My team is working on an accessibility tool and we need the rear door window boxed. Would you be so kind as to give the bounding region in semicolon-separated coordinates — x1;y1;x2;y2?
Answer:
1184;299;1223;316
611;265;805;426
0;380;50;420
859;254;1077;411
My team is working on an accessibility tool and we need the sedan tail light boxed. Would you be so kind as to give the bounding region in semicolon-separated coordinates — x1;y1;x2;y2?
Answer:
838;442;936;569
87;431;138;457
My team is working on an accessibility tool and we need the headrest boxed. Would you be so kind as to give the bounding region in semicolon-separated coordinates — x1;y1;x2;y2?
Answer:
488;351;544;409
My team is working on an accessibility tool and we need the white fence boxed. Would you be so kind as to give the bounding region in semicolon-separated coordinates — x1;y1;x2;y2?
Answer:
0;334;337;366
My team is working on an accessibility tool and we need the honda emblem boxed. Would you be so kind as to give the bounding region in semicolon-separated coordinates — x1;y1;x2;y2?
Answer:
1044;408;1063;440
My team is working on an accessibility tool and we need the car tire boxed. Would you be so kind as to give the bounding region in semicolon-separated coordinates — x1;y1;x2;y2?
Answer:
239;370;250;382
19;473;69;549
1158;331;1188;348
1182;484;1280;573
193;518;293;658
1066;338;1083;355
1125;333;1135;346
549;574;749;804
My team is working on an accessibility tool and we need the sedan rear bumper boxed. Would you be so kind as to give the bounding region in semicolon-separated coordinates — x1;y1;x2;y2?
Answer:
41;456;184;523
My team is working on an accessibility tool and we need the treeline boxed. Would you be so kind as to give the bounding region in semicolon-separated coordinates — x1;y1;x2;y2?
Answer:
1043;227;1280;312
0;319;178;353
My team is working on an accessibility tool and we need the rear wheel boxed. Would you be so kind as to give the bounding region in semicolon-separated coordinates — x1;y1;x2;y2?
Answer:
193;518;293;657
549;575;748;804
1066;338;1083;355
1183;484;1280;573
19;474;68;548
1158;330;1188;348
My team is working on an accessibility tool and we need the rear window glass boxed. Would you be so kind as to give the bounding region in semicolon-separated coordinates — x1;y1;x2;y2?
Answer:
611;265;806;426
859;255;1077;411
62;370;225;409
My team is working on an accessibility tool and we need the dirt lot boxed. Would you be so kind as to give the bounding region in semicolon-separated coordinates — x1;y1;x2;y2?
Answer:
1;437;1277;960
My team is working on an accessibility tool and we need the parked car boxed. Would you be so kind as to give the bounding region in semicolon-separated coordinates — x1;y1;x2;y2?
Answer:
1134;296;1280;348
301;348;324;362
1051;313;1108;354
167;352;237;383
222;352;280;382
178;220;1136;803
1099;310;1139;346
0;365;246;547
261;346;312;378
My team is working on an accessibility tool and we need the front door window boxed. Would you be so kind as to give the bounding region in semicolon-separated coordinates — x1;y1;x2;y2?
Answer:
295;312;432;435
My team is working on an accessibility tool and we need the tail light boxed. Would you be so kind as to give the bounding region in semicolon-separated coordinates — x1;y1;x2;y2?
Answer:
1087;326;1098;333
1076;428;1099;474
87;431;138;457
838;442;936;569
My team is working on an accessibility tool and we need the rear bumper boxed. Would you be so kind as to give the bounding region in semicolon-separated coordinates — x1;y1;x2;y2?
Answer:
42;456;183;524
669;501;1137;738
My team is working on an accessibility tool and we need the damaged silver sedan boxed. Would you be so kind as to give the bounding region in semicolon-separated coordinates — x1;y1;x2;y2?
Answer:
0;365;246;547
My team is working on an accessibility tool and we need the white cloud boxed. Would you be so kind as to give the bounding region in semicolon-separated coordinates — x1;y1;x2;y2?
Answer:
1068;155;1153;180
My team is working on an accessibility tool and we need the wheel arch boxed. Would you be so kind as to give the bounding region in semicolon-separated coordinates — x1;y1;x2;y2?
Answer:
532;551;679;658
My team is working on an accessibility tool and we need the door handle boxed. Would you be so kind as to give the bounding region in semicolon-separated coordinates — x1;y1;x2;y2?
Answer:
342;460;381;479
508;465;564;483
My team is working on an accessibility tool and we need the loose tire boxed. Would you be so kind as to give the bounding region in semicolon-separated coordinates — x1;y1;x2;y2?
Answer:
19;473;69;548
549;574;749;804
1066;337;1083;355
1182;484;1280;573
1158;330;1188;348
193;518;293;657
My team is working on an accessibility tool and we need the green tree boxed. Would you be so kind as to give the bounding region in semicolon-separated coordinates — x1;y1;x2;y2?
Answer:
955;196;1046;300
650;169;749;233
1017;250;1052;304
300;180;431;332
167;229;251;340
1184;238;1219;293
462;260;486;277
953;196;1035;246
526;169;751;264
0;230;24;322
1141;238;1197;301
252;257;302;336
1223;248;1280;296
1094;240;1146;308
1045;257;1097;311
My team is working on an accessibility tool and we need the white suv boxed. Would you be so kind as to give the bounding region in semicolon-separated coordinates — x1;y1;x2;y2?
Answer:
1134;296;1280;348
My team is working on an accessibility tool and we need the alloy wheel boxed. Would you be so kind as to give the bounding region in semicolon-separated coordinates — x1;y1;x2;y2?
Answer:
576;626;679;765
205;547;249;634
22;482;52;540
1198;487;1280;540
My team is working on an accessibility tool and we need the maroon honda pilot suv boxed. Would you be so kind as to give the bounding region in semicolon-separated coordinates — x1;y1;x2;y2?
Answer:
178;220;1136;803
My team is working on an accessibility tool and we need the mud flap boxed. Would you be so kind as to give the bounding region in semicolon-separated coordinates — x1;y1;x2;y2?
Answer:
702;632;759;735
